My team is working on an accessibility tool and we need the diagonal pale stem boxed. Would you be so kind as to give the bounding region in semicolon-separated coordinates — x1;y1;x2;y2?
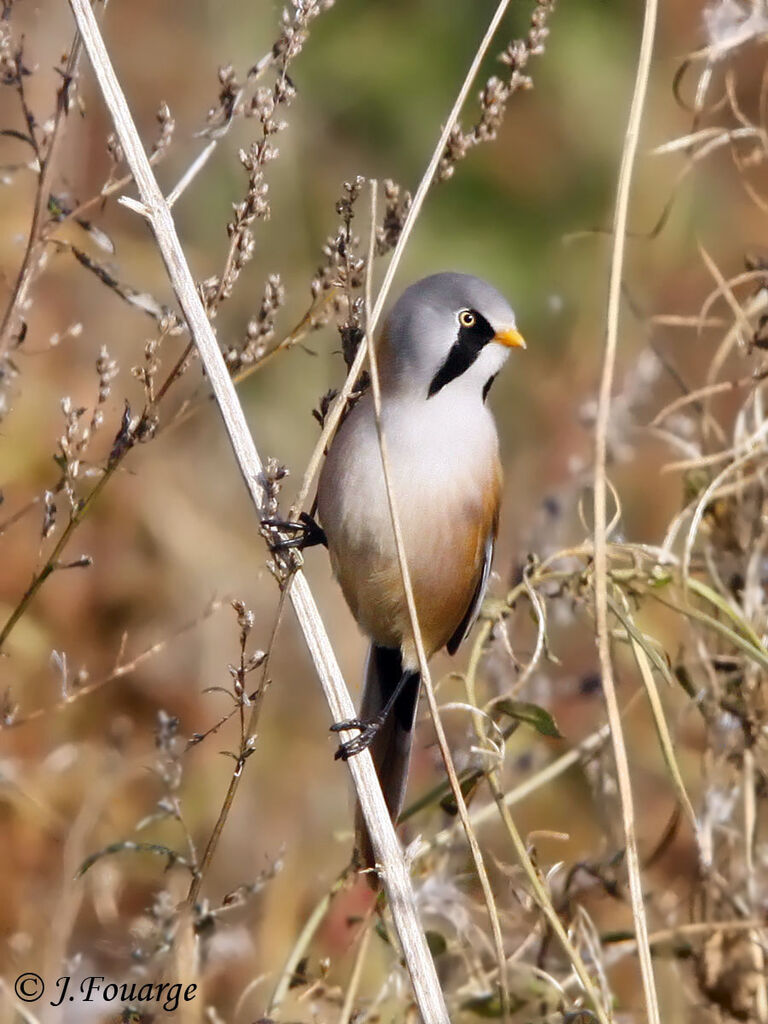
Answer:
66;1;450;1018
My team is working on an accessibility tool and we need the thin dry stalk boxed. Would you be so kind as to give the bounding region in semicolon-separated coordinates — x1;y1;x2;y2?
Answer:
0;978;43;1024
487;777;612;1023
292;0;515;513
592;0;661;1019
66;2;448;1019
267;876;343;1015
460;592;612;1021
625;631;697;830
743;749;768;1021
3;600;223;729
336;912;374;1024
0;29;84;359
362;181;509;1018
185;595;283;909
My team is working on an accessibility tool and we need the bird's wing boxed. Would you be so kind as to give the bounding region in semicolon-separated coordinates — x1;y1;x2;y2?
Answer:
446;530;494;656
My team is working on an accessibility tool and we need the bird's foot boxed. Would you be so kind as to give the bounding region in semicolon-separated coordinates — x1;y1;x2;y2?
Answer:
330;715;384;760
261;511;327;551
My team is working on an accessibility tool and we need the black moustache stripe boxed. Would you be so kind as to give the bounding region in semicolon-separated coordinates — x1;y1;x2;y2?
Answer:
428;341;478;397
427;310;495;398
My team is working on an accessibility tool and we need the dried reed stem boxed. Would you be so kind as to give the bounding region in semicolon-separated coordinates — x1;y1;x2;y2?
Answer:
592;0;661;1019
66;2;448;1019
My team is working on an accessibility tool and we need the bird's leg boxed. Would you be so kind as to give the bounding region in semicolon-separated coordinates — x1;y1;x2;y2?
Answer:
261;511;328;551
331;670;417;761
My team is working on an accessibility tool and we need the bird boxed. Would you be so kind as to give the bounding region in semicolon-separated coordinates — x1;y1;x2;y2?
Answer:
271;272;525;876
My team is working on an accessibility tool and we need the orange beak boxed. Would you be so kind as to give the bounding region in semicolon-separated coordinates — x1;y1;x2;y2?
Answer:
493;326;526;349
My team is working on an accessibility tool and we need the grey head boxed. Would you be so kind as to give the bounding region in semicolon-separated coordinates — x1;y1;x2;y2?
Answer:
380;272;525;402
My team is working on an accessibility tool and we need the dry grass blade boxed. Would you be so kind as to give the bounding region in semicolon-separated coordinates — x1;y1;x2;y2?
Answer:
458;593;612;1021
687;576;766;652
487;778;612;1023
336;913;374;1024
267;877;342;1015
743;749;768;1021
625;627;697;832
592;0;661;1019
682;445;762;594
66;2;449;1019
698;244;753;351
362;180;509;1017
648;586;768;671
428;721;609;848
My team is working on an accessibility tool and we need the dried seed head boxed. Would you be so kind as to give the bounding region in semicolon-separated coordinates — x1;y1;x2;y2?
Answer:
151;101;175;157
42;490;56;539
105;131;124;165
437;0;555;180
95;345;119;405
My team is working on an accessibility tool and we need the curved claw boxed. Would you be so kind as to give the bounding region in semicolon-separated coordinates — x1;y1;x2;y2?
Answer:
331;716;383;760
329;717;365;733
334;728;377;761
261;512;328;552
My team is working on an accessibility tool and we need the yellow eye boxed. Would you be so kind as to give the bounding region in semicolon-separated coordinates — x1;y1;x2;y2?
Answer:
458;309;476;328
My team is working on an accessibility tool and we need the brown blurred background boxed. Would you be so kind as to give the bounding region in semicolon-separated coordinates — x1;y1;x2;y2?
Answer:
0;0;764;1020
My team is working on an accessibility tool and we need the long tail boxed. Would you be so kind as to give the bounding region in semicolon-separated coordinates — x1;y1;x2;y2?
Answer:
355;643;420;881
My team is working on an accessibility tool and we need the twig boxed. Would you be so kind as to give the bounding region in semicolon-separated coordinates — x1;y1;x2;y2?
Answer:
0;493;42;537
49;147;169;229
592;0;661;1018
0;458;120;653
66;3;449;1019
3;599;224;729
186;589;287;907
166;140;217;208
0;31;84;359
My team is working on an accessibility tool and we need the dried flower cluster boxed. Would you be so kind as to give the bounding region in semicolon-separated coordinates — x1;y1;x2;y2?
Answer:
438;0;556;181
201;1;335;317
151;100;175;158
55;346;118;510
375;178;412;256
309;177;412;376
225;273;286;372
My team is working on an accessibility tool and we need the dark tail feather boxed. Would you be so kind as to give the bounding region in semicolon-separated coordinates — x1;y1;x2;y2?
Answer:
355;643;420;883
